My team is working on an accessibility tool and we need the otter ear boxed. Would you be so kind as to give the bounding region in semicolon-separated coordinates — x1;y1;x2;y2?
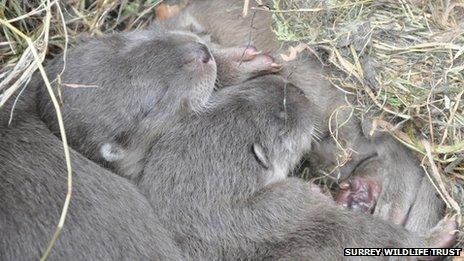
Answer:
100;142;125;162
252;143;270;169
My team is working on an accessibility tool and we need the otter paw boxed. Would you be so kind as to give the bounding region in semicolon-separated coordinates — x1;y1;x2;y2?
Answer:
238;52;282;74
425;215;459;249
229;46;282;73
336;177;381;214
214;46;282;87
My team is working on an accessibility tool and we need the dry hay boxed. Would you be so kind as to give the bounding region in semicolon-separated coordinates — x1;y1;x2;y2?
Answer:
268;0;464;241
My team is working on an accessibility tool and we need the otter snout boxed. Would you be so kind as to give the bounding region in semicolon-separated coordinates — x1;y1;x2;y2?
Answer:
196;43;213;64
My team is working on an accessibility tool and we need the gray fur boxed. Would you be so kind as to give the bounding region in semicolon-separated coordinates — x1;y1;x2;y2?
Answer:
371;133;445;233
134;75;450;260
37;26;278;180
0;85;182;260
37;28;217;179
30;17;453;260
253;143;271;169
179;0;444;232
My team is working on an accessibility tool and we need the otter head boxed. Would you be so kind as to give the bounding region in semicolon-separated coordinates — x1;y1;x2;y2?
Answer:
38;29;218;167
241;76;317;185
122;29;218;114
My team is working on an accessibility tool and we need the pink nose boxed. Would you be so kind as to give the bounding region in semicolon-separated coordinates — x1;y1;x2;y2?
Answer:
197;44;212;64
200;52;211;63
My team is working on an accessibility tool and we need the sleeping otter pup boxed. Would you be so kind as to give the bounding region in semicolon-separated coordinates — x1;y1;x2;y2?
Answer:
134;74;457;259
0;84;182;260
168;0;445;233
37;27;279;179
33;23;456;260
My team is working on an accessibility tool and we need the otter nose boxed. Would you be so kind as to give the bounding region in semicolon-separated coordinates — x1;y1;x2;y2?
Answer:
201;51;212;64
197;44;212;64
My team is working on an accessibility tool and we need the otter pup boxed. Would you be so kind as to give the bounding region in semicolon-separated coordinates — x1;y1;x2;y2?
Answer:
32;24;455;259
37;27;280;179
134;75;457;259
0;84;182;260
37;29;217;174
170;0;444;233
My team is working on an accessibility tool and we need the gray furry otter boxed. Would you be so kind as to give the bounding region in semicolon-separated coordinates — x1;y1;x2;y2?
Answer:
172;0;445;233
32;26;457;259
137;75;456;259
38;27;280;179
0;83;183;259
